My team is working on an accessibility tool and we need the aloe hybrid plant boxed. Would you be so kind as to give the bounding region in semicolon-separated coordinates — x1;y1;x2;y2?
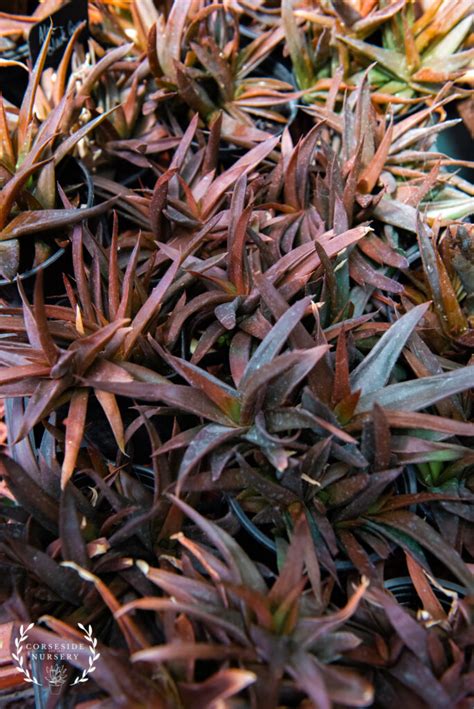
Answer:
0;2;472;707
0;24;120;279
283;0;473;108
143;1;302;145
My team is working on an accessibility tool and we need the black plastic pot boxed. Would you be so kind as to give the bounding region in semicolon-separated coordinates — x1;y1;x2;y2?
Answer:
0;42;29;106
130;464;156;491
227;494;277;553
401;464;418;511
392;100;426;124
436;103;474;183
31;652;67;709
75;462;156;493
0;157;94;290
384;575;466;609
226;495;389;572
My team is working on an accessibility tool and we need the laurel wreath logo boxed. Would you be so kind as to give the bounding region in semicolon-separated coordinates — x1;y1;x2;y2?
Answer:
11;622;100;687
70;624;100;685
11;624;42;686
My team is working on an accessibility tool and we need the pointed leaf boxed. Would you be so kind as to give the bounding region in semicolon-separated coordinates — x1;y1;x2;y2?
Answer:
176;424;244;493
61;388;89;489
337;35;408;80
95;390;125;453
168;494;267;593
0;454;58;533
124;257;179;356
0;200;118;240
351;303;429;396
356;366;474;413
240;297;310;388
82;379;234;426
157;348;240;421
59;485;90;568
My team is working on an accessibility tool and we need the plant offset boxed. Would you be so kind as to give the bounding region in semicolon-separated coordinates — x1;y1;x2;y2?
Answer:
0;0;473;706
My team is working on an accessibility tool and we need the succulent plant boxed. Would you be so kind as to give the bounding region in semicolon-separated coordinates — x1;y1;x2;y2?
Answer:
0;26;119;282
142;2;301;145
283;0;473;110
0;2;472;707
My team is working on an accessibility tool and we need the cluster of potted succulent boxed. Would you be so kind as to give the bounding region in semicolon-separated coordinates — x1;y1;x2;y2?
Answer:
0;1;473;707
